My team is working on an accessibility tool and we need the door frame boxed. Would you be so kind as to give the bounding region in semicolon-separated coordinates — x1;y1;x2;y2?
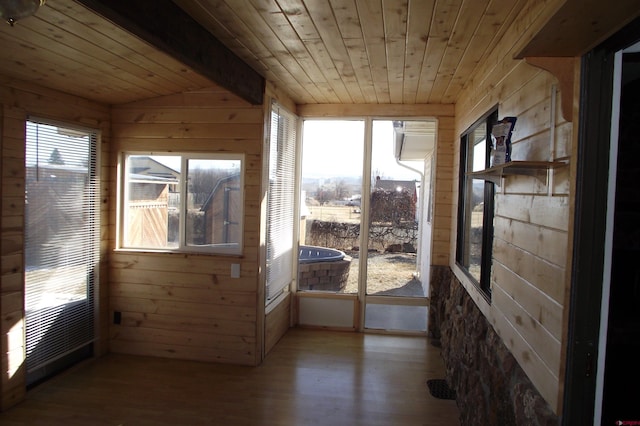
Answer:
295;117;433;332
360;118;433;333
563;17;640;426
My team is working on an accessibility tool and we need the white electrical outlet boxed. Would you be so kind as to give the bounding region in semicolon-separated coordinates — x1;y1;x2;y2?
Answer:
231;263;240;278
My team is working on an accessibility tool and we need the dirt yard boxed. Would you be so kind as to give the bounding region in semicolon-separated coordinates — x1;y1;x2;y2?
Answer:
303;204;423;297
342;251;425;297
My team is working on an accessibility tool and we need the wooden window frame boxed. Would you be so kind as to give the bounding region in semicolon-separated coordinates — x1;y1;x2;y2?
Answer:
119;152;245;255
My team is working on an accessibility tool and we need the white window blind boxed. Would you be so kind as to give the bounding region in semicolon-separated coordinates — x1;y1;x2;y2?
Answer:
266;102;297;303
24;120;99;382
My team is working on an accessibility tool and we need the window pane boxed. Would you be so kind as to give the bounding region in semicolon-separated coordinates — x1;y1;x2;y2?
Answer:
456;110;496;298
122;154;243;254
25;120;98;381
466;127;487;282
471;123;487;172
125;155;180;248
299;120;364;293
465;178;485;282
367;120;424;298
186;159;242;249
266;103;297;303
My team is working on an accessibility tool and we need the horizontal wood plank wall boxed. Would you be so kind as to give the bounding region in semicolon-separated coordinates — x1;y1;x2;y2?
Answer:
452;4;577;413
110;85;264;366
0;80;110;410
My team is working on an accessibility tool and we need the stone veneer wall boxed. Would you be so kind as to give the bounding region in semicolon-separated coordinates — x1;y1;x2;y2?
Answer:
429;266;559;426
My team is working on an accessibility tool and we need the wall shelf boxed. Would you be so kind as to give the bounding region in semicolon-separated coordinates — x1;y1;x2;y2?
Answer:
469;160;568;186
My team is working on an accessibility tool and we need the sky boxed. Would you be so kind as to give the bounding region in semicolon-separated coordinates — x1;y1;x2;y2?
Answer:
149;120;423;182
301;119;423;181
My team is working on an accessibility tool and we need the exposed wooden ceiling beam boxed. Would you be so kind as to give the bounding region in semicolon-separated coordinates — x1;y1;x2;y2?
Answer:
75;0;265;105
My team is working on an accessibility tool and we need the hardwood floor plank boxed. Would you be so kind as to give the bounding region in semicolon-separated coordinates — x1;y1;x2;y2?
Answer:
0;329;459;425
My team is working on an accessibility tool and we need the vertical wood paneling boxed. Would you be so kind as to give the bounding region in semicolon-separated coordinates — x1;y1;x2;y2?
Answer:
0;82;110;410
1;105;26;410
264;293;291;355
451;3;577;412
110;86;264;366
432;116;455;266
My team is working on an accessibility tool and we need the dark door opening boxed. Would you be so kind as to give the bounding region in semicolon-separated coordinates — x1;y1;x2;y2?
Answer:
563;18;640;426
601;50;640;425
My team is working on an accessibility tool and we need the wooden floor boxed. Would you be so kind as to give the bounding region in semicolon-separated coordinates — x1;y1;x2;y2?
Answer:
0;328;459;425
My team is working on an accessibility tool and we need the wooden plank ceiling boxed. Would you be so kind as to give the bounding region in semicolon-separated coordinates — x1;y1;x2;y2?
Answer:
0;0;215;104
0;0;527;106
172;0;527;105
1;0;638;106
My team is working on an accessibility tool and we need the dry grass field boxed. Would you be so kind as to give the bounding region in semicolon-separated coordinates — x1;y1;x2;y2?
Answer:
305;204;361;224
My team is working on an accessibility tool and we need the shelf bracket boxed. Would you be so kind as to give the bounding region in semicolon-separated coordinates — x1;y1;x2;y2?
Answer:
478;173;503;187
501;167;549;185
524;57;577;123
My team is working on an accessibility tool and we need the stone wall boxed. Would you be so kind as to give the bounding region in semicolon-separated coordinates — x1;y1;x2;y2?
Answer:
429;266;559;426
297;257;351;291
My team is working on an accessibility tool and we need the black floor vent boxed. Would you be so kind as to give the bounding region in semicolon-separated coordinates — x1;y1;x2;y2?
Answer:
427;379;457;400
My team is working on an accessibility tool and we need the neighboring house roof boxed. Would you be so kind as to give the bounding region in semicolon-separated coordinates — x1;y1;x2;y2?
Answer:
129;156;180;180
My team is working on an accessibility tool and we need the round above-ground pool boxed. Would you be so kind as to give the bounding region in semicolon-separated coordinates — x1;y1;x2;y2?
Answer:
299;245;346;263
298;245;351;291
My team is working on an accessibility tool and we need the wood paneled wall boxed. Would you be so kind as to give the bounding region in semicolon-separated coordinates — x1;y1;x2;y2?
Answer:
432;115;455;267
110;85;264;366
264;293;291;355
0;80;110;410
451;3;578;413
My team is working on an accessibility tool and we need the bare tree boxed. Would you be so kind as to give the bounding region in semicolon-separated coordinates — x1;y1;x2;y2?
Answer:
335;179;349;200
370;188;416;225
316;187;331;205
189;168;232;207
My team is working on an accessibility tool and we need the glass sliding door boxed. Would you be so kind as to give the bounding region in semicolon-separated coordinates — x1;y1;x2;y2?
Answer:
364;120;434;332
24;120;99;385
296;118;435;332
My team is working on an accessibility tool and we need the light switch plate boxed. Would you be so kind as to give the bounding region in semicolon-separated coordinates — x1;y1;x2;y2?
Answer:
231;263;240;278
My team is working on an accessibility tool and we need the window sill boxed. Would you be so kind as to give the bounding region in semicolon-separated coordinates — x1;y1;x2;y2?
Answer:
451;264;492;318
113;247;244;258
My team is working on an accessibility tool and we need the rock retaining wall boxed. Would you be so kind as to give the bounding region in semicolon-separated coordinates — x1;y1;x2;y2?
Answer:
297;256;351;291
429;266;559;426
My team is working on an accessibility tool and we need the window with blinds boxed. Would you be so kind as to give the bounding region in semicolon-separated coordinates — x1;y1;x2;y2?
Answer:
24;120;99;385
266;101;297;304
